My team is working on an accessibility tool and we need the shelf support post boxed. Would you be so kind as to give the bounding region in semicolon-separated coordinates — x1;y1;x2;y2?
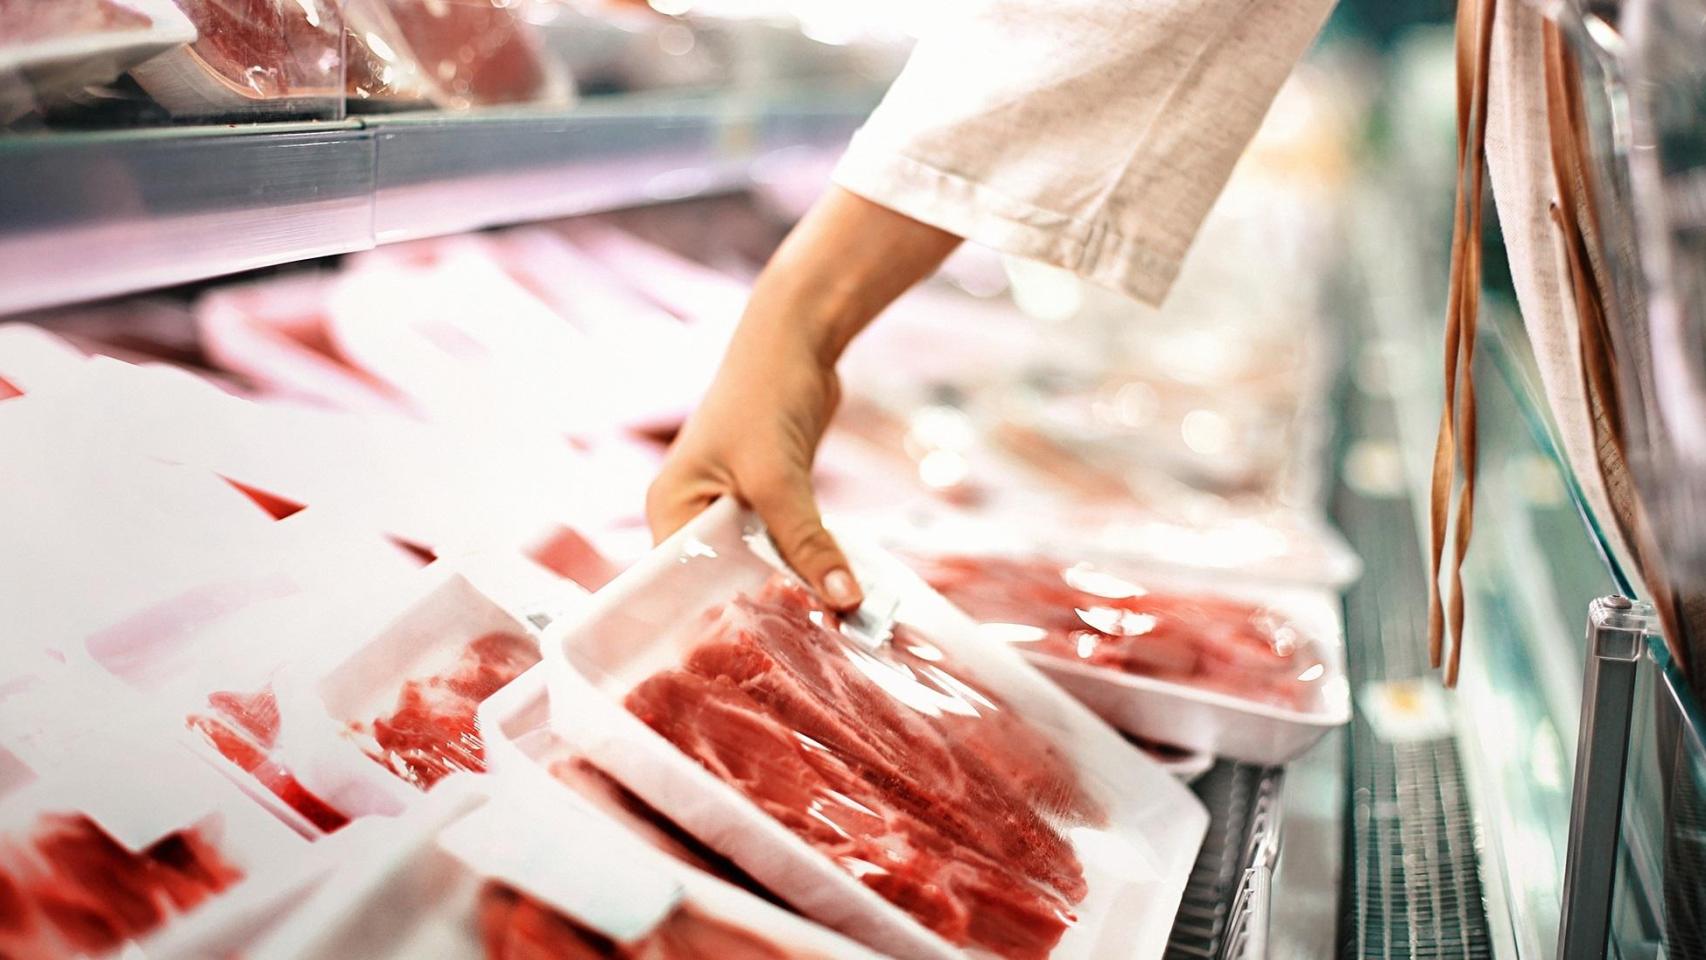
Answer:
1557;595;1655;960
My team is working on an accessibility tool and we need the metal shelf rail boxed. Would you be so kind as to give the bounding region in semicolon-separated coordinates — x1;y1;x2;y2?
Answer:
0;87;879;317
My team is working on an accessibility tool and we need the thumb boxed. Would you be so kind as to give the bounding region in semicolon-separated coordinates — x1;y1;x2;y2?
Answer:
748;470;862;611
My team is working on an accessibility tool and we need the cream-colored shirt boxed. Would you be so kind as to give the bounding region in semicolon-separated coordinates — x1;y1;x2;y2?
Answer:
833;0;1339;307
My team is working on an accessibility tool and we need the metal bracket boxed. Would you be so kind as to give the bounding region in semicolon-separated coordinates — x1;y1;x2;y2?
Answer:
1557;595;1659;960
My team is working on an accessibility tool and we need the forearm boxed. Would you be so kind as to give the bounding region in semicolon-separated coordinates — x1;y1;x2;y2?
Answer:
731;186;963;368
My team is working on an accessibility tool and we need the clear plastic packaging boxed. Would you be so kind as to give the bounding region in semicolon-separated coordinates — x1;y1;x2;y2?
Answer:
541;498;1208;960
901;547;1350;764
0;0;194;124
129;0;346;120
193;274;409;417
325;244;696;436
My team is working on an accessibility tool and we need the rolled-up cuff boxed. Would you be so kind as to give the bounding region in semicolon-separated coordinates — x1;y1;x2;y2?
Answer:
832;134;1182;307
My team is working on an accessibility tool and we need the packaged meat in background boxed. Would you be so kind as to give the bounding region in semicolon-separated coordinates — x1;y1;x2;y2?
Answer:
248;770;885;960
478;667;775;893
343;0;571;111
0;0;194;123
317;574;543;792
541;498;1207;960
0;418;280;657
551;221;748;333
130;0;345;120
903;546;1351;764
0;735;308;960
325;246;694;436
194;273;410;415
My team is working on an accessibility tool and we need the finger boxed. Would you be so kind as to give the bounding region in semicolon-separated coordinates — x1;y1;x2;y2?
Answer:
747;469;861;611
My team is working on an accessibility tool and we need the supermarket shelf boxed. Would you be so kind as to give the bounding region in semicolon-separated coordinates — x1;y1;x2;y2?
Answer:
0;87;879;317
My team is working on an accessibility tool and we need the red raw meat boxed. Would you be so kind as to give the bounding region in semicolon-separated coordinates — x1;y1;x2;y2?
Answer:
0;0;150;44
170;0;341;99
360;632;538;790
8;814;241;956
189;686;351;833
479;883;798;960
624;578;1096;960
359;0;554;108
916;554;1325;709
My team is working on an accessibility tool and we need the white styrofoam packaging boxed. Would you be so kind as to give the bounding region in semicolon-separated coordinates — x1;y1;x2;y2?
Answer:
315;572;544;793
0;0;196;120
539;498;1209;960
0;733;312;958
247;762;887;960
890;529;1352;765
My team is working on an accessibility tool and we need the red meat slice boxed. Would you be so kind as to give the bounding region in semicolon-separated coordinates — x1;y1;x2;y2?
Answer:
189;686;352;833
479;883;799;960
360;632;538;790
376;1;552;107
171;0;342;99
20;814;241;954
624;578;1096;960
917;554;1323;709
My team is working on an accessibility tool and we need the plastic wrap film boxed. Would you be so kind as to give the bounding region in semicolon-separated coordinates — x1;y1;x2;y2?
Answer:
352;631;539;790
129;0;347;120
912;554;1325;709
345;0;569;110
0;0;194;124
545;499;1208;960
904;549;1349;764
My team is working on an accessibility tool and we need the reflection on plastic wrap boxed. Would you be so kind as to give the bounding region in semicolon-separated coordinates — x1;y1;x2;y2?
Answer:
130;0;345;118
914;555;1324;710
345;0;568;110
187;686;351;833
624;576;1100;960
479;884;796;960
355;631;539;789
0;814;240;958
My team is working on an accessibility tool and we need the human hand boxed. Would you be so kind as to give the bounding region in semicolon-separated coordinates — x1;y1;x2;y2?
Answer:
646;321;861;610
644;187;961;611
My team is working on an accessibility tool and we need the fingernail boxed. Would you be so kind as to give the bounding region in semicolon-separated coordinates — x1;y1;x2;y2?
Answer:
823;569;860;608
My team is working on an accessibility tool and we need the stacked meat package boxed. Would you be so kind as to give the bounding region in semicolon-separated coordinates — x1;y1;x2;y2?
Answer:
0;95;1355;955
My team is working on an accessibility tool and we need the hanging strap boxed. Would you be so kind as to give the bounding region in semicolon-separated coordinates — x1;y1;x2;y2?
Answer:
1429;0;1498;687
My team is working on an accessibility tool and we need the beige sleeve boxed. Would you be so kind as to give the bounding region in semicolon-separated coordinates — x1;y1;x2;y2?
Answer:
833;0;1338;306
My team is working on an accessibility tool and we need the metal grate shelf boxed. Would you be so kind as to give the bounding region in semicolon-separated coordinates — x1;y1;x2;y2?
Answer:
1166;761;1286;960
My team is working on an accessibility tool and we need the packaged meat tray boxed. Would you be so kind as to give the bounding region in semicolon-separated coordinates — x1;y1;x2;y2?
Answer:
541;498;1208;960
193;274;408;416
907;551;1351;764
247;771;884;960
0;735;307;960
0;0;195;122
318;573;543;792
343;0;570;111
128;0;345;119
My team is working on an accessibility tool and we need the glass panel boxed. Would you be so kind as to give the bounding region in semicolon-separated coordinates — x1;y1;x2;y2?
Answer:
1610;633;1706;959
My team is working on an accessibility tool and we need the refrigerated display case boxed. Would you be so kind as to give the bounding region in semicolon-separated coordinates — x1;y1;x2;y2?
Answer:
2;1;1702;958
